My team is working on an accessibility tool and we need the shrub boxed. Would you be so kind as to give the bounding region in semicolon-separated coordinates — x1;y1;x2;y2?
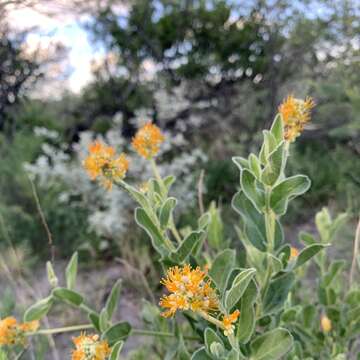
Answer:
1;97;359;360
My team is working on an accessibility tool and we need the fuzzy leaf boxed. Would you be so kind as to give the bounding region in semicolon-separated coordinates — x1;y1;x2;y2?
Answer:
110;341;124;360
224;268;256;311
263;272;295;315
52;288;83;306
250;328;293;360
105;279;122;318
237;280;258;344
66;252;78;290
270;114;284;144
24;296;53;322
259;130;277;164
270;175;311;216
170;231;203;263
204;328;224;354
209;249;236;294
232;156;249;171
102;322;131;346
159;197;177;229
135;207;169;256
249;154;262;179
241;169;265;213
287;244;328;271
191;347;212;360
261;142;285;185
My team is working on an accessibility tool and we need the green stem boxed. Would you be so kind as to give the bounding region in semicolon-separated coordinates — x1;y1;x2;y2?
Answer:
30;324;93;335
198;311;224;329
30;325;199;341
132;329;199;341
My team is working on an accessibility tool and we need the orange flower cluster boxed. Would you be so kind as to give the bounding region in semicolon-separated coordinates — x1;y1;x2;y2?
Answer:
83;141;129;190
0;317;39;346
132;122;165;159
72;333;111;360
278;95;315;142
159;264;218;318
222;310;240;336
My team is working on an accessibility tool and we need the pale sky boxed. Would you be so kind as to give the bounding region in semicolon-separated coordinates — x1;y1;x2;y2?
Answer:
8;5;104;94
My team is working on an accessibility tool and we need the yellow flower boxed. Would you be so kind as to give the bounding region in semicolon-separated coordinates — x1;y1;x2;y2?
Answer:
278;95;315;142
132;122;165;159
0;317;39;346
321;315;332;333
72;333;111;360
222;310;240;337
83;141;129;190
290;246;299;260
159;264;218;318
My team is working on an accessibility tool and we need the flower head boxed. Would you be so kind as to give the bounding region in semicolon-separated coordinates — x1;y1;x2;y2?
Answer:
132;122;165;159
290;246;299;260
0;317;39;346
222;310;240;336
278;95;315;142
159;264;218;318
72;333;111;360
83;141;129;190
321;315;332;333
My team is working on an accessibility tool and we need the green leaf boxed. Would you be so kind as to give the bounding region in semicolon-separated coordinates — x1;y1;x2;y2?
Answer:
66;252;78;290
250;328;293;360
323;260;345;287
46;261;58;288
232;156;249;171
261;142;285;186
241;169;265;213
237;280;258;344
170;231;203;263
209;249;236;295
204;327;223;354
102;322;131;346
209;342;226;358
52;287;83;306
207;202;224;250
110;341;124;360
299;231;316;246
191;347;212;360
249;154;262;179
135;207;169;256
224;268;256;311
287;244;328;271
121;181;150;210
268;254;283;274
270;114;284;144
23;296;53;322
88;313;100;331
159;197;177;229
270;175;311;216
99;308;109;332
259;130;277;164
301;305;316;328
163;175;176;191
105;279;122;318
232;192;283;251
263;272;295;315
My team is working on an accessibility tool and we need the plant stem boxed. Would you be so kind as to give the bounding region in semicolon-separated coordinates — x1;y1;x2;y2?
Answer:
30;325;199;341
198;311;224;329
132;329;199;341
30;324;93;335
